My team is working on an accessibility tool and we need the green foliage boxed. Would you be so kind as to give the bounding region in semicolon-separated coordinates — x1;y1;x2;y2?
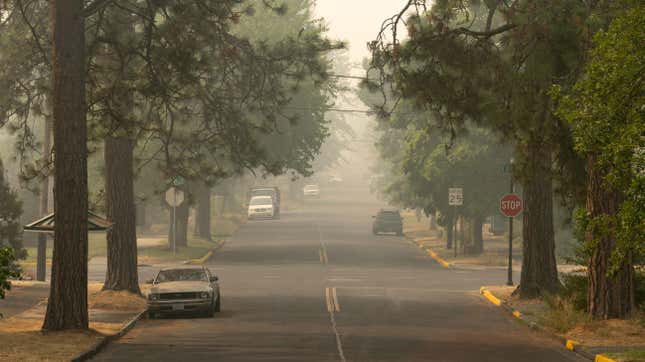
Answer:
555;5;645;273
559;273;588;311
0;247;20;300
0;157;24;260
541;292;589;333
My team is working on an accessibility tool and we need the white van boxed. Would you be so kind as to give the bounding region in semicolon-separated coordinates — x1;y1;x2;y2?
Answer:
247;196;275;219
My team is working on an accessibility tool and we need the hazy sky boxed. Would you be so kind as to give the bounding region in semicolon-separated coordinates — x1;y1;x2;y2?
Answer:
314;1;404;73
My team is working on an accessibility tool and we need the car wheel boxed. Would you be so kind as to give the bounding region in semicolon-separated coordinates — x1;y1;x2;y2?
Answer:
214;293;221;313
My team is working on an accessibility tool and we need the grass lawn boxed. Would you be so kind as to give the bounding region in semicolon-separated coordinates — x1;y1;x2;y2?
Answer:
137;237;219;263
401;211;523;267
608;349;645;362
21;233;108;266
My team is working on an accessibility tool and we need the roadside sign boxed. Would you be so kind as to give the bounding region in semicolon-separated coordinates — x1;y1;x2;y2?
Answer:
449;188;463;206
165;187;185;207
500;193;523;218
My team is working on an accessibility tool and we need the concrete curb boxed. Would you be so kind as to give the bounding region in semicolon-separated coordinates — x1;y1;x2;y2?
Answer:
70;309;147;362
185;239;227;265
479;287;614;362
405;235;453;269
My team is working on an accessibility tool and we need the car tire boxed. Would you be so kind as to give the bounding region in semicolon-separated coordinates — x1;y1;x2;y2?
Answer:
214;293;221;313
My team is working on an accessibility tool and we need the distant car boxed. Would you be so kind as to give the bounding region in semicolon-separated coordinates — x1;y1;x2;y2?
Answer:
303;184;320;198
372;208;404;236
248;195;276;219
248;187;281;216
147;266;220;318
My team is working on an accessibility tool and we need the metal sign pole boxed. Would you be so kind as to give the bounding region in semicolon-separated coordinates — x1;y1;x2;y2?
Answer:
507;161;514;286
453;205;457;258
173;191;177;256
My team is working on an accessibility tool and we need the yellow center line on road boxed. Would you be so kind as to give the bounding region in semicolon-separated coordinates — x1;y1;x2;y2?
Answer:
319;248;329;264
324;287;341;312
325;287;333;312
332;287;340;312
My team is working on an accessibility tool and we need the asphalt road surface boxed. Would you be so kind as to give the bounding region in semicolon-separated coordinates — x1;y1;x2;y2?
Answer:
93;184;585;362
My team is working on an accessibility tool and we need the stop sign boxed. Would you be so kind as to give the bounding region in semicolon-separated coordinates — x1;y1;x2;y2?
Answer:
500;194;523;218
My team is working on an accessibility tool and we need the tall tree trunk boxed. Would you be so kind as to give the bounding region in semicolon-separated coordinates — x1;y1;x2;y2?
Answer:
43;0;88;330
103;137;140;294
168;201;189;248
195;184;212;241
136;202;147;230
586;155;634;319
429;212;437;230
37;113;52;282
445;215;453;249
518;141;559;298
471;215;484;255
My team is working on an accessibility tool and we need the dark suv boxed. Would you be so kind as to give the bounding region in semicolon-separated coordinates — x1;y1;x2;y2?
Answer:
372;208;403;235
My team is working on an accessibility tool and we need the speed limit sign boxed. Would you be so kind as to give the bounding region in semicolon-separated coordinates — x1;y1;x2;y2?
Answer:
449;188;463;206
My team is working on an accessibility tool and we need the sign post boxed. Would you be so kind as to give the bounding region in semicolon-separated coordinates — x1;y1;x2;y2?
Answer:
165;187;185;256
449;188;463;257
500;191;523;286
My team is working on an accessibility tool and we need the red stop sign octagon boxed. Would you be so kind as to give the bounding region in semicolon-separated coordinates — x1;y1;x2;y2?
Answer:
500;194;523;218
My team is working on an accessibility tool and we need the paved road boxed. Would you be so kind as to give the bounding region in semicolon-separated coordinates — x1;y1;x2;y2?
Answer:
93;182;585;362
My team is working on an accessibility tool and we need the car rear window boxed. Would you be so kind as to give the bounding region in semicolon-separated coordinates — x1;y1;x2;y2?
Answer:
250;197;272;206
379;211;401;219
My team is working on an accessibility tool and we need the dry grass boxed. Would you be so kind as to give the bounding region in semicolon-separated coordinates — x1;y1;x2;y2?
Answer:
0;282;147;361
566;319;645;347
88;283;147;311
486;285;645;350
0;320;102;362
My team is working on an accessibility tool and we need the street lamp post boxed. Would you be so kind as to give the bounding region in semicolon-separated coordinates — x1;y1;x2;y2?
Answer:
506;158;515;286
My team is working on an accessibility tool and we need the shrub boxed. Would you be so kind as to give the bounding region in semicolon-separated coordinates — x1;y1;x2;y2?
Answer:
0;247;20;299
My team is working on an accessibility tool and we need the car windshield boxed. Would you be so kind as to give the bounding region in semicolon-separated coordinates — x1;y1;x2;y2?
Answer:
251;189;275;197
250;197;272;206
379;211;401;219
155;269;208;283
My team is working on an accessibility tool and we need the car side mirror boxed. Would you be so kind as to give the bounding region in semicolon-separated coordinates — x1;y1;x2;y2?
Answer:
146;279;154;284
210;276;219;282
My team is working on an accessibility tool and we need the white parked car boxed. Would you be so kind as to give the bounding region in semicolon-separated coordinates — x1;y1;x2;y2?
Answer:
248;195;275;219
303;184;320;198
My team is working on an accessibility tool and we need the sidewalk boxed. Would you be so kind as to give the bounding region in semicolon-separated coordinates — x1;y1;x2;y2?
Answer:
0;281;49;319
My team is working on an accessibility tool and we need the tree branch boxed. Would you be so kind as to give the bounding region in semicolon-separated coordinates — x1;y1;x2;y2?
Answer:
82;0;114;18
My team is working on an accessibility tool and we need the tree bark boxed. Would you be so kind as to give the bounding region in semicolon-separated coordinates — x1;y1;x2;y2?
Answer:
518;141;560;298
37;113;52;282
445;214;453;249
168;201;189;248
471;215;484;255
43;0;88;330
195;183;212;241
103;137;140;294
586;155;634;319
